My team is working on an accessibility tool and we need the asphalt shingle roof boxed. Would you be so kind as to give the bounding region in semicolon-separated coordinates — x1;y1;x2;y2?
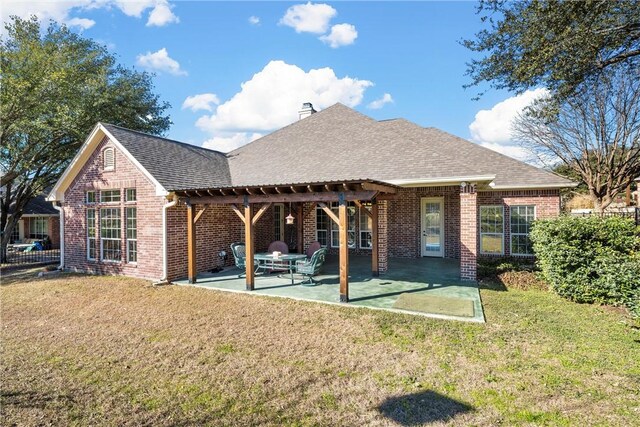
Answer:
102;104;573;191
23;194;58;215
227;103;572;188
102;124;231;191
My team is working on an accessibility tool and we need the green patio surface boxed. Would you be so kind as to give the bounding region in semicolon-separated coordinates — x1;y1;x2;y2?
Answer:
174;256;485;323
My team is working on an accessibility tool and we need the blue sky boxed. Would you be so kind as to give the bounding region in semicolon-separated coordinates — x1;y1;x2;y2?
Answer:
3;1;543;160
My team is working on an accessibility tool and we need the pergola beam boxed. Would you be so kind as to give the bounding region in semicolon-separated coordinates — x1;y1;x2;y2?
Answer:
230;204;246;223
251;203;272;225
180;190;378;205
338;199;349;302
244;203;255;290
317;202;340;225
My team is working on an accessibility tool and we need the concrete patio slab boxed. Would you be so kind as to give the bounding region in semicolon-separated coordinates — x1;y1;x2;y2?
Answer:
174;256;485;323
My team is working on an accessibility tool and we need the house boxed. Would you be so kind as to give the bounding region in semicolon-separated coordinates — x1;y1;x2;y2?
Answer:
47;103;574;301
9;193;60;248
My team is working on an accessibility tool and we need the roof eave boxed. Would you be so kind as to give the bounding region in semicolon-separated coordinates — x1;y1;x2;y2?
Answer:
384;175;496;188
488;182;579;190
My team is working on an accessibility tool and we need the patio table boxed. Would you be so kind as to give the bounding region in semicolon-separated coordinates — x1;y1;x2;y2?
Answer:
254;253;307;285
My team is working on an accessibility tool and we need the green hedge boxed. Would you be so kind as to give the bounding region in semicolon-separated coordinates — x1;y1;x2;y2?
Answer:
530;216;640;317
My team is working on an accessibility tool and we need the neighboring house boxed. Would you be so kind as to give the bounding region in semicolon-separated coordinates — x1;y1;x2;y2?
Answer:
9;194;60;248
47;103;574;296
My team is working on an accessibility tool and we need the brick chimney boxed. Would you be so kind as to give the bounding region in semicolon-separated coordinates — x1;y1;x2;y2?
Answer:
298;102;317;120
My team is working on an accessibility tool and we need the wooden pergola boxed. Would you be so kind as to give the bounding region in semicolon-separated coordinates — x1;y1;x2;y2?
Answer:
173;179;397;302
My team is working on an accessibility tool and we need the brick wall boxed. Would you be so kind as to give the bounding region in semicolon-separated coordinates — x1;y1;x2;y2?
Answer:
477;189;560;258
62;136;165;280
165;203;277;281
387;186;461;259
460;184;478;281
49;217;60;248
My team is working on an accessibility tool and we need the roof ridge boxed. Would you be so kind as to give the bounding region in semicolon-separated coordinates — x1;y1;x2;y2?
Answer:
101;122;226;156
228;103;375;156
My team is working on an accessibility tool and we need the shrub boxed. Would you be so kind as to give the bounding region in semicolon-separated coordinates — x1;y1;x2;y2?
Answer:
530;216;640;317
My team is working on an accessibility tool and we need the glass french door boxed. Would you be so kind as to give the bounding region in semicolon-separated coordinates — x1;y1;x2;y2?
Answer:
421;197;444;257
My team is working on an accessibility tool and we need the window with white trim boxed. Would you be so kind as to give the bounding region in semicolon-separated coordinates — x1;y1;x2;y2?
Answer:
125;188;137;202
100;189;121;203
100;208;121;261
87;209;97;260
29;217;48;239
316;207;329;247
126;207;137;263
510;205;535;256
480;206;504;255
274;204;284;241
330;202;356;248
103;147;115;171
86;191;96;204
11;224;20;243
359;203;372;249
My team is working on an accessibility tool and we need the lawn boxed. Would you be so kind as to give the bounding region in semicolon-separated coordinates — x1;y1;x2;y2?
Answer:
1;270;639;426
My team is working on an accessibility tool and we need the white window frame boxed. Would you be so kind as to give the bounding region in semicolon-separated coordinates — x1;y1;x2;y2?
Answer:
316;206;329;247
359;203;372;250
510;205;536;256
274;204;284;241
28;217;48;239
100;189;121;203
330;202;356;249
480;205;504;255
87;208;97;260
86;191;96;204
100;207;121;262
103;147;115;171
126;207;137;264
125;188;137;203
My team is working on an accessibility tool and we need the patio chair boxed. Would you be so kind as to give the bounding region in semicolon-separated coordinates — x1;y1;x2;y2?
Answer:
305;241;322;259
230;242;246;278
295;247;327;286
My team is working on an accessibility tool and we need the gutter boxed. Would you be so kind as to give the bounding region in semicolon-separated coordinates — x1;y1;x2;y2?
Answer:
488;182;579;190
384;175;496;187
52;202;64;270
160;194;179;282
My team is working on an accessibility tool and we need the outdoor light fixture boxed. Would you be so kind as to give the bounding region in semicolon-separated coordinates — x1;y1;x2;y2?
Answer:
286;202;295;225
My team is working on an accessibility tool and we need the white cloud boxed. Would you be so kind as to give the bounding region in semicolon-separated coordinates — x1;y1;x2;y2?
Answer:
66;17;96;30
202;132;263;152
367;93;393;110
279;2;336;34
0;0;179;34
195;60;372;135
182;93;220;112
146;0;179;26
319;23;357;48
136;48;187;76
469;88;549;162
248;16;260;25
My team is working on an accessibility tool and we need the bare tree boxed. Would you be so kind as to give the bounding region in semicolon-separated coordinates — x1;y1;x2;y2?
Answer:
513;65;640;213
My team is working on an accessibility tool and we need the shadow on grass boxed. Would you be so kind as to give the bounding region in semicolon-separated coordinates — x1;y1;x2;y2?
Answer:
377;390;473;425
2;390;74;408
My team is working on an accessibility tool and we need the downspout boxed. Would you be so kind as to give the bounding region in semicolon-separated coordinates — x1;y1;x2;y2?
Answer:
161;194;179;282
52;202;64;270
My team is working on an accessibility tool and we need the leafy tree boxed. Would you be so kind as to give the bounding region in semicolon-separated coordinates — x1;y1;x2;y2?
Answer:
1;16;171;260
464;0;640;100
512;65;640;213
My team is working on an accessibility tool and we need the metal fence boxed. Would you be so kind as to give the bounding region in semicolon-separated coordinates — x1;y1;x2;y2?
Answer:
571;207;640;225
1;248;60;267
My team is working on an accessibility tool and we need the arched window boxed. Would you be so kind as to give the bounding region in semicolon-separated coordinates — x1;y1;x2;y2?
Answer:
103;147;115;171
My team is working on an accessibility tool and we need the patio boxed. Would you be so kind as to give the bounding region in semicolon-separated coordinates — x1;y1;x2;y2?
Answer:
174;256;485;322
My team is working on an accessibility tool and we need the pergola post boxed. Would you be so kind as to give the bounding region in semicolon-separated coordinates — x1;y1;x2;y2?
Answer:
187;201;197;284
244;200;255;290
338;194;349;302
371;200;379;277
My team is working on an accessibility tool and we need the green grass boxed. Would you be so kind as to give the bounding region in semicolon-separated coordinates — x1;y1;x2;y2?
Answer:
1;271;639;426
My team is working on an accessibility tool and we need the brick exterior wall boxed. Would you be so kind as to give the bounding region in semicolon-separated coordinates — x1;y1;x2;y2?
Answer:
165;203;277;282
387;186;461;259
477;189;561;258
62;136;165;280
460;184;478;281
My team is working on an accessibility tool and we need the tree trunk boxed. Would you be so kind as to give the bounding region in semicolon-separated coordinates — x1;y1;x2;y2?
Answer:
0;215;20;264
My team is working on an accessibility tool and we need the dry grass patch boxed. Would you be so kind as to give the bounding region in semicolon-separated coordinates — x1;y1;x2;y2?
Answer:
2;271;639;426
